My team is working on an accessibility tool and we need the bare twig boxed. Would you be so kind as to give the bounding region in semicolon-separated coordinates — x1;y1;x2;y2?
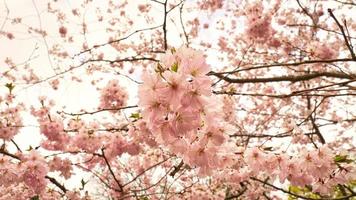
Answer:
101;148;123;192
211;58;356;75
58;105;138;116
179;2;189;45
74;25;163;57
211;71;355;84
328;9;356;59
163;0;168;50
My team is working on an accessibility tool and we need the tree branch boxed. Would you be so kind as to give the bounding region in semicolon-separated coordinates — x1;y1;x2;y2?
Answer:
58;105;138;116
163;0;168;50
211;71;355;84
101;148;123;192
328;9;356;60
211;58;356;75
45;175;67;194
74;25;163;57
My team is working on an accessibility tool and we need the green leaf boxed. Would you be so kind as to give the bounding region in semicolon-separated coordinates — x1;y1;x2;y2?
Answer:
171;62;178;72
130;113;141;119
289;185;302;194
334;155;353;163
5;82;15;93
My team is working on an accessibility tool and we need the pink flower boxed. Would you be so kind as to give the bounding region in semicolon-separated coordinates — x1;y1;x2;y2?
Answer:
180;54;210;77
186;144;217;175
49;157;73;179
139;93;166;122
314;44;338;59
21;150;49;194
201;125;226;146
40;118;64;141
0;106;23;140
169;107;200;135
181;76;211;109
139;71;165;95
244;147;265;172
159;71;186;108
99;80;128;111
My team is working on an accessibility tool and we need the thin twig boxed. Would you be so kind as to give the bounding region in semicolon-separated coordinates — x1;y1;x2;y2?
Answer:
101;148;123;192
328;9;356;59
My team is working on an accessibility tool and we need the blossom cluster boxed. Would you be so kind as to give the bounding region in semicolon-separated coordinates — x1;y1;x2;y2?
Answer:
0;151;49;196
31;105;69;151
99;80;128;111
240;146;354;195
20;150;49;194
49;156;73;179
244;1;281;48
138;47;233;174
0;105;23;140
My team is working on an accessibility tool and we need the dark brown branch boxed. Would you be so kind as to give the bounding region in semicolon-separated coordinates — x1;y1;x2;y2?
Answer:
296;0;317;27
169;160;184;177
179;2;189;45
0;148;20;160
45;175;67;193
214;91;356;99
163;0;168;50
211;71;355;84
150;0;164;5
306;96;326;145
225;186;247;200
328;9;356;59
310;111;326;144
11;139;22;152
333;0;356;6
101;148;123;192
167;0;185;13
86;56;159;64
211;58;356;75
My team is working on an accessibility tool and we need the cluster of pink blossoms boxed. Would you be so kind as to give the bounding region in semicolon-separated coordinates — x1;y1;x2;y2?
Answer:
138;47;234;174
240;146;354;194
199;0;223;12
20;150;49;195
0;151;68;199
0;150;50;197
99;80;128;111
313;42;339;60
48;156;73;179
31;105;69;151
244;1;281;47
0;105;23;140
